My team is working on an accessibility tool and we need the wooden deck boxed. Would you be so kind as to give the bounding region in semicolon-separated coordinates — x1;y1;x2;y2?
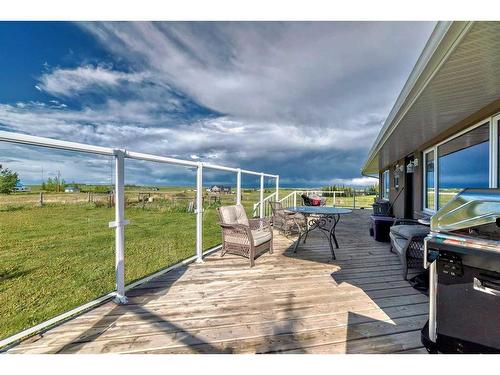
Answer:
9;210;429;354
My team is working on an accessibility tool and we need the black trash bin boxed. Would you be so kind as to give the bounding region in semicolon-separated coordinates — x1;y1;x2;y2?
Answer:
372;200;392;216
370;215;395;242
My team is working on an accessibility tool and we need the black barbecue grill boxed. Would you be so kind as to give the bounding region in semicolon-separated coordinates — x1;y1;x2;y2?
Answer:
421;188;500;353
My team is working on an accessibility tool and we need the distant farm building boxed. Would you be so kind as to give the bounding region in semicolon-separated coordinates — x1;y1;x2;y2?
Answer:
65;186;81;193
14;182;30;192
208;185;232;194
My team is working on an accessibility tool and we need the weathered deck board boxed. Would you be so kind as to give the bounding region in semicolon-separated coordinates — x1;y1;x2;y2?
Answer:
8;209;428;354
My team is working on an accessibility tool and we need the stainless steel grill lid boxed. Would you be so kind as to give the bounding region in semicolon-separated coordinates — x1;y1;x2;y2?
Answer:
431;188;500;233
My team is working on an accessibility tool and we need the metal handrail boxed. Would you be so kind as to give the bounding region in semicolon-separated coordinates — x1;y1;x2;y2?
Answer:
253;191;277;218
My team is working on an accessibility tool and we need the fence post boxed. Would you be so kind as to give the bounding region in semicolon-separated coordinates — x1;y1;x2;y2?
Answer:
293;190;297;207
353;189;356;209
260;173;264;219
236;168;241;205
112;149;128;304
275;175;279;202
196;163;203;263
39;191;44;206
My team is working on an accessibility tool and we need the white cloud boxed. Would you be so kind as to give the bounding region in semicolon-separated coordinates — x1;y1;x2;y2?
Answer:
37;65;147;96
80;22;434;128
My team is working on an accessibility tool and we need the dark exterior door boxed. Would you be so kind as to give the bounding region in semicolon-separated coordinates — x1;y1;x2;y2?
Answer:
404;155;414;218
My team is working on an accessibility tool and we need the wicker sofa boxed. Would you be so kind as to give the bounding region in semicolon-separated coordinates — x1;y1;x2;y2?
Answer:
217;204;273;267
389;219;430;280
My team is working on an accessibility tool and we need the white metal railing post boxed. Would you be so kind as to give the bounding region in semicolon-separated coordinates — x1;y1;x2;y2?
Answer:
111;149;128;304
275;175;279;202
293;191;297;207
260;173;264;219
196;163;203;263
236;168;242;205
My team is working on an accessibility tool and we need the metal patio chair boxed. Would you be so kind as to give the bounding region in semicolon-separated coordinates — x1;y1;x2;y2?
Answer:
217;204;273;267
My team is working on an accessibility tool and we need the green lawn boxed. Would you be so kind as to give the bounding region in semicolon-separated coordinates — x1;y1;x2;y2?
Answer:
0;200;227;340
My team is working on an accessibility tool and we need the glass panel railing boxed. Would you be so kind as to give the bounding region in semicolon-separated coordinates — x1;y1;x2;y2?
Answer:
241;174;260;218
123;159;196;284
0;142;114;340
202;170;237;251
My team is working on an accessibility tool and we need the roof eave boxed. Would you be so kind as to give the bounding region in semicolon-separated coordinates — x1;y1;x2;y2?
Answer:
361;21;473;175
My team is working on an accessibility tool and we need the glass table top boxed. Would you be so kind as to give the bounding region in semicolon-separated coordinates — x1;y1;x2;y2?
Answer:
286;206;353;215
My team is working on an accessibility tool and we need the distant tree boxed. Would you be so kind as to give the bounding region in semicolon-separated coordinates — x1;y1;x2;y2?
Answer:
59;179;66;192
365;184;379;195
0;167;19;194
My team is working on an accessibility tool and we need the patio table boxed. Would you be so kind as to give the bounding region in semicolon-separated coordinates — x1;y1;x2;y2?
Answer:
286;206;352;260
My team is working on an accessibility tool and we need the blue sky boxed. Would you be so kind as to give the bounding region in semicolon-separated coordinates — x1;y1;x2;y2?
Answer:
0;22;435;187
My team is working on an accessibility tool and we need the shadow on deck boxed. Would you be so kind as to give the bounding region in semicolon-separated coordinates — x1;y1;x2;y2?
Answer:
8;210;428;354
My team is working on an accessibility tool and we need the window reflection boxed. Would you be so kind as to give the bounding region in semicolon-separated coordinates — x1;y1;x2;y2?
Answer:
425;150;435;210
437;123;489;208
382;170;389;200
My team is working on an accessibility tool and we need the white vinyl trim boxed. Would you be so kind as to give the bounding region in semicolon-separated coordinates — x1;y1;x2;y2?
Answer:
0;130;114;156
491;115;499;188
422;147;437;214
0;130;278;178
382;170;390;200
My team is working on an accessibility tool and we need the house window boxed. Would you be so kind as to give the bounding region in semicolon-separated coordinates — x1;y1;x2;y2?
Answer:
424;150;435;211
437;123;489;208
382;170;390;200
497;118;500;187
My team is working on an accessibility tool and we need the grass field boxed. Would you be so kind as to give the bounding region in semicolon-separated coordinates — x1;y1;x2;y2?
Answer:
0;187;375;340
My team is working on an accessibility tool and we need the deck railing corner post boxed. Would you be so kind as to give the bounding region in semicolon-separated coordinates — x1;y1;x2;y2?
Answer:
259;173;264;218
236;168;242;205
112;148;128;305
196;162;204;263
275;175;279;202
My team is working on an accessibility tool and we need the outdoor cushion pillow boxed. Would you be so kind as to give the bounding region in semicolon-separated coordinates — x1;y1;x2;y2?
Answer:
390;224;429;240
219;205;250;226
234;204;250;226
251;229;272;246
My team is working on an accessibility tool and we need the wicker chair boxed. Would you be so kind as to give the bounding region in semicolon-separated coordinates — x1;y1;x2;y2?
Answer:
217;204;273;267
389;219;430;280
269;201;307;237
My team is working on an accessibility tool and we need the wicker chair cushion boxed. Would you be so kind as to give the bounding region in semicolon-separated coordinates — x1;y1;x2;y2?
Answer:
390;224;429;240
219;204;250;226
390;234;408;256
251;229;272;246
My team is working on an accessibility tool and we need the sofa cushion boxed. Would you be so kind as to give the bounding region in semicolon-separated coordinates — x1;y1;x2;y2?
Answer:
390;224;429;240
251;229;272;246
389;233;408;256
219;205;249;226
